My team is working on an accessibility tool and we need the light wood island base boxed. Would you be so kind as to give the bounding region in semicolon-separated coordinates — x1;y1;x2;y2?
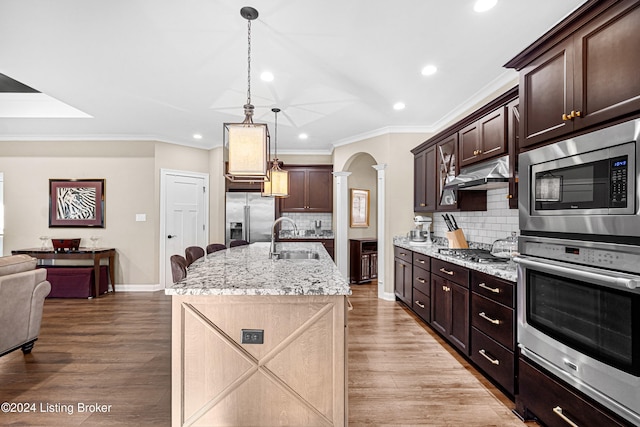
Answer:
171;294;347;427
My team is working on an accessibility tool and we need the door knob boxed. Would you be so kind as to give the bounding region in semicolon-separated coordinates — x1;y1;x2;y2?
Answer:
167;235;177;239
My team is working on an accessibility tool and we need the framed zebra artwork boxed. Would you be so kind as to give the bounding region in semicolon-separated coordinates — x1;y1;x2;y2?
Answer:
49;179;105;228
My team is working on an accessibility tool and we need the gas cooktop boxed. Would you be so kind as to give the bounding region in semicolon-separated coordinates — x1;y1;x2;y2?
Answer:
437;248;510;264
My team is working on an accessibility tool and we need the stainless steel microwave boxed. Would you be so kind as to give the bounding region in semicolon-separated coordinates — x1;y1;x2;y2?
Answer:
519;118;640;241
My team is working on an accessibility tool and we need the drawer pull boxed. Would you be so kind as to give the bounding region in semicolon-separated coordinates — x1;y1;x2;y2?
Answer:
479;312;501;325
417;277;426;284
415;300;425;309
553;406;579;427
442;285;450;292
439;267;454;276
400;252;407;257
417;259;426;264
478;349;500;365
478;282;500;293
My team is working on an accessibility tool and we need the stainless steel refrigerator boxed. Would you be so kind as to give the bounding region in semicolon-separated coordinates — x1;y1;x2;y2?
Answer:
225;192;275;245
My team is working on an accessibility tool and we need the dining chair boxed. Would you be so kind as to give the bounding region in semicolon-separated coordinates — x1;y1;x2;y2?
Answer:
206;243;227;254
170;254;188;283
185;246;205;266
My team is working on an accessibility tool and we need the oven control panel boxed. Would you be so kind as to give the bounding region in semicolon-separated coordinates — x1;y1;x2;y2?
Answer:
523;241;640;274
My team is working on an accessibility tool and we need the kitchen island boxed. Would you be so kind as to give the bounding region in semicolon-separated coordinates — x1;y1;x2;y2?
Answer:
166;242;351;427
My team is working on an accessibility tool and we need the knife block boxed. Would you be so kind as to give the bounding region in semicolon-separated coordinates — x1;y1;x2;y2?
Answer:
446;229;469;249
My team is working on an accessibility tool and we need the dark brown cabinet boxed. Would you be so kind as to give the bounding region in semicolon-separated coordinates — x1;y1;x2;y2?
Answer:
458;107;507;167
394;247;412;306
430;259;470;355
516;358;631;427
414;145;437;212
507;0;640;148
411;90;520;213
279;165;333;212
349;238;377;284
469;271;516;395
412;252;431;323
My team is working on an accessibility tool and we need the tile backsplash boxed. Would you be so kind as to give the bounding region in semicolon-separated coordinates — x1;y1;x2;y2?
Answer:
432;187;519;246
278;212;333;232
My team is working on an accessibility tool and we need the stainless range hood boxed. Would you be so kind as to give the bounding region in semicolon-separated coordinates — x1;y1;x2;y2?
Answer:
443;155;510;191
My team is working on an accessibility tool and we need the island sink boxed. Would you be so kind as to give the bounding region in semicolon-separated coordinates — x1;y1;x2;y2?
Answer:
274;249;320;260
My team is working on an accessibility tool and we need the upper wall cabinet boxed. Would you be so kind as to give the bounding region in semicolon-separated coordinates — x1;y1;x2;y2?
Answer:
279;165;333;212
412;87;517;213
505;0;640;148
414;146;437;212
459;107;507;167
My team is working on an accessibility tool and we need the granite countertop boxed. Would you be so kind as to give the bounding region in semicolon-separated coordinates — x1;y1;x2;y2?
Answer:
394;236;517;282
166;242;350;296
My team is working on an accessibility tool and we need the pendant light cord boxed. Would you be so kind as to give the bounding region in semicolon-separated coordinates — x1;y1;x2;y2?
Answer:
246;19;252;106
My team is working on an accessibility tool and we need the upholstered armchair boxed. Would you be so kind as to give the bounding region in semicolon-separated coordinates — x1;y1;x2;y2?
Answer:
0;255;51;356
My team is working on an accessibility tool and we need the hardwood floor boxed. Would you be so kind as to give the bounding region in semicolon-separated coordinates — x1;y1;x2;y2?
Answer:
0;284;532;426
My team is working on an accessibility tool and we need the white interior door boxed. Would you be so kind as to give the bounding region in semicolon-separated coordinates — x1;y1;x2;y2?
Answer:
161;170;208;287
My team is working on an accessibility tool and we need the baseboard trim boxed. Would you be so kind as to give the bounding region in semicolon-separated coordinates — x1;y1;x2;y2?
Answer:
114;283;165;292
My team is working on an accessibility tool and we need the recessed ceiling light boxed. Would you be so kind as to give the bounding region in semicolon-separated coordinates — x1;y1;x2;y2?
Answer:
193;133;203;140
260;71;274;82
474;0;497;13
421;65;438;76
299;133;308;140
393;102;406;111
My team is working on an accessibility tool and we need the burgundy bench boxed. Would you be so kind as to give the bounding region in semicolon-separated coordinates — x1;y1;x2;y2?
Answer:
40;266;109;298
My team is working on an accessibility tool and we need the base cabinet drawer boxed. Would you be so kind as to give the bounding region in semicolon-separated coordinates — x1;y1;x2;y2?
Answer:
471;328;514;395
471;293;514;350
412;288;430;324
517;358;631;427
413;266;430;296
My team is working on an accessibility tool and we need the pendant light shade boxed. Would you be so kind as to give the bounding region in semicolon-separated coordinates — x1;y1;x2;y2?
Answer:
224;7;270;182
262;108;289;197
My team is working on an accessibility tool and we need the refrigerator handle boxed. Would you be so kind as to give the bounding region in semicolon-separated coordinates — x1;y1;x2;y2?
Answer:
244;205;250;241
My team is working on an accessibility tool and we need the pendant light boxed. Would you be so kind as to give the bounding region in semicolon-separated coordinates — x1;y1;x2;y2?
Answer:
262;108;289;197
223;7;270;182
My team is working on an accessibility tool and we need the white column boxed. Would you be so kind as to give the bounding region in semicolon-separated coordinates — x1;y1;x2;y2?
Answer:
333;171;351;279
372;164;387;299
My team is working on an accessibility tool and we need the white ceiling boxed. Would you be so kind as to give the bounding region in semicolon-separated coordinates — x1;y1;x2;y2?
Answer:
0;0;586;154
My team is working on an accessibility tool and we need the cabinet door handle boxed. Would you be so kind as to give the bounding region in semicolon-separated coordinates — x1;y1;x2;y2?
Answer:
415;300;425;309
439;267;454;276
420;203;426;207
562;113;570;121
479;312;501;325
570;110;581;119
416;277;426;284
552;406;579;427
442;285;450;292
478;349;500;365
478;282;501;294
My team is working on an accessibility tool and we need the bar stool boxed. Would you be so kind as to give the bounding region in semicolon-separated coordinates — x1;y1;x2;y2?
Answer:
170;255;188;283
206;243;227;254
185;246;205;266
229;240;250;248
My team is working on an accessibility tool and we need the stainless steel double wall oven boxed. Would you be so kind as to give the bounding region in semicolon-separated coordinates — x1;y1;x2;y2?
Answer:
517;118;640;426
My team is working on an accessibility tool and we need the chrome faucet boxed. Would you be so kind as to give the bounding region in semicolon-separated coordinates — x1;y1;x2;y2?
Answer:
270;217;298;258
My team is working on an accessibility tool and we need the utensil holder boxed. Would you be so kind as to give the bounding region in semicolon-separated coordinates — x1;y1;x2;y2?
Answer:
446;229;469;249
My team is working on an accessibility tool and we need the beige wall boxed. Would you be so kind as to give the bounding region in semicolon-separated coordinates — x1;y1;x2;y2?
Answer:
333;133;432;295
0;140;157;285
345;153;377;240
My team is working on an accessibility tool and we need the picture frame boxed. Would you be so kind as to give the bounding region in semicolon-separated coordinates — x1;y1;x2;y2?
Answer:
350;188;370;228
49;179;105;228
